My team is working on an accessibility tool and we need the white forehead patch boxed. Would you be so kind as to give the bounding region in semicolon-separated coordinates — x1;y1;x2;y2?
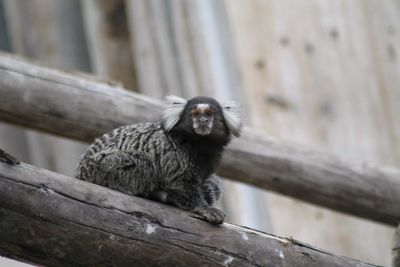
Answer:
196;103;210;112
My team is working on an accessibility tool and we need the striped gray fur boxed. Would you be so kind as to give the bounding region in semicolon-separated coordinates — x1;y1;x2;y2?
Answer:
76;123;169;196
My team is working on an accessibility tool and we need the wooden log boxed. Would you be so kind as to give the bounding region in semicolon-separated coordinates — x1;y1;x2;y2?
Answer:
394;223;400;267
0;161;379;267
0;53;399;226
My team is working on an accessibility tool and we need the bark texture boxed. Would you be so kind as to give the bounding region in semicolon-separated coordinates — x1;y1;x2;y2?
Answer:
0;161;379;267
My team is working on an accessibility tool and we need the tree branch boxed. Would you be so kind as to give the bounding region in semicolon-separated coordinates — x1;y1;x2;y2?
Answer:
0;52;399;225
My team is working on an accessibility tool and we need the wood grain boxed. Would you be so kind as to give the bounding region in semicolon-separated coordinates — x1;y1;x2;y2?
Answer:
224;1;400;264
393;224;400;267
0;161;379;267
82;0;137;91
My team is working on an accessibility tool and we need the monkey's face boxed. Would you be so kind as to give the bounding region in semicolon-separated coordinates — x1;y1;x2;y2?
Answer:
162;95;241;141
191;104;215;136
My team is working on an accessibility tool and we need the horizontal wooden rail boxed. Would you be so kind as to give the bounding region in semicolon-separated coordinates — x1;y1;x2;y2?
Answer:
0;52;399;226
0;160;379;267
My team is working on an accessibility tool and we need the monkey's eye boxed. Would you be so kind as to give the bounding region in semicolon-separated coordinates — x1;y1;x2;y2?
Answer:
191;111;199;117
205;110;214;116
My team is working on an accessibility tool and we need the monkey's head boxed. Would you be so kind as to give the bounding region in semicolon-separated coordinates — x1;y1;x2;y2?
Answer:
161;96;243;140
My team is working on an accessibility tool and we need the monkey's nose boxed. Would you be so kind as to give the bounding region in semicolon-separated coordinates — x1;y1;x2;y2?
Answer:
199;117;208;124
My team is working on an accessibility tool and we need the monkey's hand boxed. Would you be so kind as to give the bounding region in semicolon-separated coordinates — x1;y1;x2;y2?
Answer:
165;183;225;225
193;206;225;225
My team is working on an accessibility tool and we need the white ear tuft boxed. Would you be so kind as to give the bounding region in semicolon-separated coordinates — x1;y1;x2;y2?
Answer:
221;101;243;137
161;95;187;131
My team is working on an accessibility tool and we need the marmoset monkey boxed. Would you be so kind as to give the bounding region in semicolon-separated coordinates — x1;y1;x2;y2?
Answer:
75;96;242;225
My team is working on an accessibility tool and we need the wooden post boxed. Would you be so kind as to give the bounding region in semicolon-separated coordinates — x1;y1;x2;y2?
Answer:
0;160;379;267
0;53;399;226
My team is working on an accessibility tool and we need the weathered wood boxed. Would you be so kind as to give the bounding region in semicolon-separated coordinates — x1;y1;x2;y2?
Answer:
82;0;137;91
0;0;10;52
225;1;400;264
2;0;90;177
0;53;161;140
0;161;379;267
393;223;400;267
0;53;399;226
219;133;400;226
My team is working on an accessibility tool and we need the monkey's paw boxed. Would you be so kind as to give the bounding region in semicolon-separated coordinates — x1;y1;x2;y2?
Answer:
194;207;225;225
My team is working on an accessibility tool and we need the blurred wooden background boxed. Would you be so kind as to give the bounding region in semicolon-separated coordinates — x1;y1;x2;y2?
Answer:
0;0;399;266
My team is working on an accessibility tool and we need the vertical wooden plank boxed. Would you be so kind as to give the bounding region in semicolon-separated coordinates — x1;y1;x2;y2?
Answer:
3;0;90;176
82;0;137;91
126;0;166;98
393;223;400;267
4;0;90;71
167;1;201;97
225;0;399;265
0;0;9;51
126;0;200;98
362;0;400;164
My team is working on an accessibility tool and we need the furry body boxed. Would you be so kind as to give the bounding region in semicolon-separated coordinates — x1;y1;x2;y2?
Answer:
75;96;241;224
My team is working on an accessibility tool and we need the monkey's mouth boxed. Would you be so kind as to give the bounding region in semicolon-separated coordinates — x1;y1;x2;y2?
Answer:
194;125;212;136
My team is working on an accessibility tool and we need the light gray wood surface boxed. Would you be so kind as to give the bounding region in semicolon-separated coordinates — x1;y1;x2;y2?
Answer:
393;224;400;267
0;53;399;226
225;1;400;264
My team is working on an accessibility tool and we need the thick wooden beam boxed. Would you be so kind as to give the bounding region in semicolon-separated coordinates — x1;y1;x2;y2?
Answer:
0;52;161;141
0;160;379;267
0;53;399;226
